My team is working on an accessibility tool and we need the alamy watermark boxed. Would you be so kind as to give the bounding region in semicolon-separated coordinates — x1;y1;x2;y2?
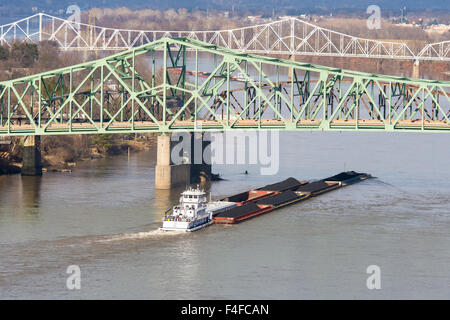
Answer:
366;265;381;290
367;5;381;30
66;4;81;32
170;130;280;176
66;265;81;290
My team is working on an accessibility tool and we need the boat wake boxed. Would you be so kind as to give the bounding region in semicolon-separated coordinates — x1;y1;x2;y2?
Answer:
94;228;181;243
369;178;414;196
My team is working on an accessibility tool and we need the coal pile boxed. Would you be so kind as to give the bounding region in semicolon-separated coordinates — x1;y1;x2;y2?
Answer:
257;177;303;192
256;191;302;206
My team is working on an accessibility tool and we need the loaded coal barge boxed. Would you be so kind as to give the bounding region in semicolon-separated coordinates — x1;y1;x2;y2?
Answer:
213;171;371;224
160;171;371;230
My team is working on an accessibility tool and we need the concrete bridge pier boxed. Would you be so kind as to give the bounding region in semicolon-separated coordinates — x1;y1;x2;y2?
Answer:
22;136;42;176
413;60;420;79
288;55;296;81
155;134;190;190
155;133;212;189
190;132;212;184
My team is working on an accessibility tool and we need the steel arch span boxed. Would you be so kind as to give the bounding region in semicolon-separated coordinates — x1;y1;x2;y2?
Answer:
0;37;449;137
0;13;449;61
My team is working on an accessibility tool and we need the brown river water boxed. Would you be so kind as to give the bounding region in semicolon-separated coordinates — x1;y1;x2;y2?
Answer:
0;131;449;299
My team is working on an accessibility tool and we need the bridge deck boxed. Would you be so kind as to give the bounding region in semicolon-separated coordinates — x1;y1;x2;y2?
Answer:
1;119;449;135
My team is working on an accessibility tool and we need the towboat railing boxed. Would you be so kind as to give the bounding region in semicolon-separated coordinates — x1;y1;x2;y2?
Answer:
164;207;193;222
164;208;173;219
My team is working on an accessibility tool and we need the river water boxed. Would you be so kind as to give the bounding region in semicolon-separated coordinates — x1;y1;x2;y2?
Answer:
0;131;449;299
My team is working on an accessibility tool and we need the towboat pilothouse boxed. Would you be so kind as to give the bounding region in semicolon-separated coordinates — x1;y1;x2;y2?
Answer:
160;187;237;232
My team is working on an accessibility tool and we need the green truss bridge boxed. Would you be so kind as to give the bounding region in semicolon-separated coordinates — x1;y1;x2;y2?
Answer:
1;37;450;137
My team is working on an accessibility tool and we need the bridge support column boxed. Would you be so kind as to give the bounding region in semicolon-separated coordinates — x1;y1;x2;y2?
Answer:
190;132;212;184
155;134;191;190
22;136;42;176
412;60;420;79
288;55;296;81
155;133;213;189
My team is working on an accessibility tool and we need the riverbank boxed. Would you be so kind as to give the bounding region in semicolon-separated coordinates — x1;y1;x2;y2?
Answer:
0;134;157;175
0;158;21;174
44;135;155;173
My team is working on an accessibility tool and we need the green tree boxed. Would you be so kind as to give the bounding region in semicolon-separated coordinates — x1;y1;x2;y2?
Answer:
92;134;113;152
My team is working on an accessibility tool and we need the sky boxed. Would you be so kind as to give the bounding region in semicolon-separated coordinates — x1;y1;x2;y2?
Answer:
1;0;449;23
7;0;450;11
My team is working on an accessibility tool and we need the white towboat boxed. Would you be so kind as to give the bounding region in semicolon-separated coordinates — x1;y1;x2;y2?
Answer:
160;187;237;232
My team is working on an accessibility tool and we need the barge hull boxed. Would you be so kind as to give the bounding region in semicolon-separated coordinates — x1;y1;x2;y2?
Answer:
213;203;273;224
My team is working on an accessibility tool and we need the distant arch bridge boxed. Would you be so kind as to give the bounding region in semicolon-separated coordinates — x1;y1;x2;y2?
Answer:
0;13;449;61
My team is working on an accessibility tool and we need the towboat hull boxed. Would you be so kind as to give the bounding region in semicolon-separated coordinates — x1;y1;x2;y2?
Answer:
160;216;212;232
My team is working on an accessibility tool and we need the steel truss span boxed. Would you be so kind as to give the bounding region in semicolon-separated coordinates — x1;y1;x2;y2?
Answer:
0;13;449;61
0;37;449;137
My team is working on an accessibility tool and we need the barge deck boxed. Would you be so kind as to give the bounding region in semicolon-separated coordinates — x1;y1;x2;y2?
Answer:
213;171;371;224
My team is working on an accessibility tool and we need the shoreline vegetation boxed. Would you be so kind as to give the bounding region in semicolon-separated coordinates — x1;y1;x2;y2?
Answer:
0;8;449;174
40;133;156;172
0;134;156;175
